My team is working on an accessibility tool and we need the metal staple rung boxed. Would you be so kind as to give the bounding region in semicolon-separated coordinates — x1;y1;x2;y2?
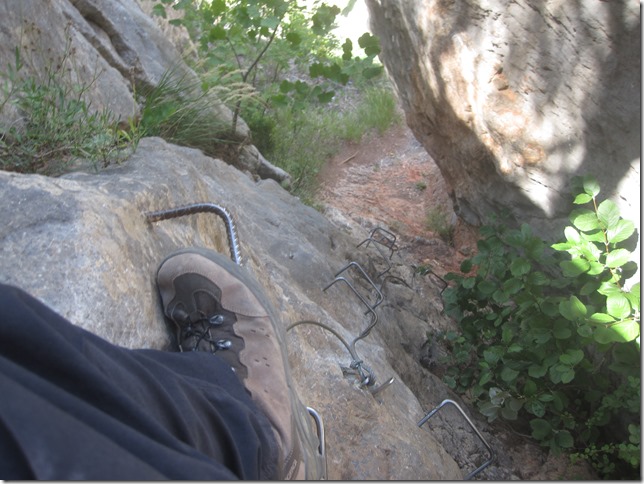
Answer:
323;261;384;312
145;202;241;265
323;261;395;393
306;406;327;479
357;227;398;258
357;227;398;278
418;399;495;480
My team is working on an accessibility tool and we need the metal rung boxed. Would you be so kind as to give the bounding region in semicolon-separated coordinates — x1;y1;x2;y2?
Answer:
307;406;327;480
418;399;495;480
145;202;241;265
323;261;383;311
357;227;399;279
357;227;398;259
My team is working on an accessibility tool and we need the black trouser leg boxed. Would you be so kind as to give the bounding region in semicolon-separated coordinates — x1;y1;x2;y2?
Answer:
0;283;278;480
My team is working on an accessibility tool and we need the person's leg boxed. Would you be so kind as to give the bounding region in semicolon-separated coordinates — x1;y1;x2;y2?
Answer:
156;247;326;480
0;282;278;479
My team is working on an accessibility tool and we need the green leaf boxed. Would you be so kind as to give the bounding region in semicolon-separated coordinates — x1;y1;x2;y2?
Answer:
581;229;606;243
606;248;631;268
580;175;600;197
587;261;605;275
208;25;227;41
501;366;519;382
501;405;518;420
594;321;640;344
208;0;226;16
527;271;549;286
478;401;500;420
579;280;601;296
477;280;496;295
551;242;572;252
570;208;600;232
610;320;640;342
564;226;581;243
589;312;616;324
462;277;476;289
509;397;524;412
577;324;593;337
357;32;381;56
541;301;559;317
528;364;547;378
152;4;167;18
560;258;590;277
260;16;280;30
316;90;335;103
597;199;620;229
362;65;384;80
285;32;302;46
606;292;631;319
525;399;546;417
483;348;502;365
479;370;493;386
555;430;574;448
559;349;584;365
507;343;523;353
530;418;553;440
510;258;531;277
523;379;537;396
503;277;522;295
553;320;572;339
560;367;575;383
559;296;586;321
460;259;473;273
607;219;635;244
597;281;622;296
626;283;640;310
573;193;593;204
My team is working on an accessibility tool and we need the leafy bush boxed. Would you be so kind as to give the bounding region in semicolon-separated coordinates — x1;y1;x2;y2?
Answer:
0;47;132;175
440;175;640;479
137;66;235;155
151;0;395;203
265;83;400;202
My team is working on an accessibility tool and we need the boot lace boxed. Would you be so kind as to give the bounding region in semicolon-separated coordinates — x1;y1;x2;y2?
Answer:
176;310;231;353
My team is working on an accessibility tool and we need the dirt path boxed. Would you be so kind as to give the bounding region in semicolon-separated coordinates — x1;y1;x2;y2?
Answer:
315;122;479;278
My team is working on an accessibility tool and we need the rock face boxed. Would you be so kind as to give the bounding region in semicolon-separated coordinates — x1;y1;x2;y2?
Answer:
366;0;640;239
0;0;288;183
0;137;463;479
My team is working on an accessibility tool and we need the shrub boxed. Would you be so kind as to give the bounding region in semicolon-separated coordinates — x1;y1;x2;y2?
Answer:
440;175;640;479
0;47;132;175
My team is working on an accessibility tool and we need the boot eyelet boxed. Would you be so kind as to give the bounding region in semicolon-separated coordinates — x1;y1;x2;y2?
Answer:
209;314;225;325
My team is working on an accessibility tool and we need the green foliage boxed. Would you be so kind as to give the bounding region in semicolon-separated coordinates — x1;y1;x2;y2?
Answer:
152;0;384;129
150;0;393;203
0;46;133;175
425;207;453;243
264;83;400;202
440;176;640;479
137;66;234;155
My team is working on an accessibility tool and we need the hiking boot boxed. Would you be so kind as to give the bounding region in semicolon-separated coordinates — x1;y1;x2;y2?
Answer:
156;247;326;480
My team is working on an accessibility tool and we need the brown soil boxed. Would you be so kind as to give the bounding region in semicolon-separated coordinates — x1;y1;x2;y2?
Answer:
315;122;479;278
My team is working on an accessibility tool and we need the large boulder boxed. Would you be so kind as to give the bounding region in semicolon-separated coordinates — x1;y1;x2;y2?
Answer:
366;0;640;241
0;0;288;183
0;137;462;480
